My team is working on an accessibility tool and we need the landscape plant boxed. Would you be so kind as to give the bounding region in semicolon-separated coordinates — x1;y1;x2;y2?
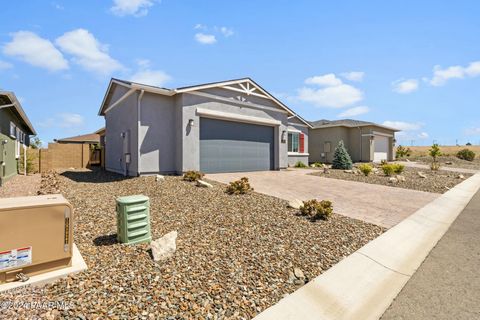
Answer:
395;145;411;158
332;140;353;170
312;162;323;168
183;171;204;182
381;163;395;176
392;163;405;174
226;177;254;195
294;161;308;168
358;163;373;176
456;148;475;161
299;199;333;220
429;144;442;171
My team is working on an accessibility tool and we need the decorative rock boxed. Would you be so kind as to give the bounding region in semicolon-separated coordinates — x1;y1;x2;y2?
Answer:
293;267;305;280
323;167;330;174
344;170;354;173
418;171;427;178
388;177;398;183
155;175;165;182
287;270;296;283
457;174;465;179
288;199;303;209
445;161;453;165
196;180;213;188
405;159;411;162
396;175;406;182
150;231;178;262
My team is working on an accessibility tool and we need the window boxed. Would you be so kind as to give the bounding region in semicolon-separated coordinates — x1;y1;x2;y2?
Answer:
288;132;299;152
15;141;20;159
10;122;16;138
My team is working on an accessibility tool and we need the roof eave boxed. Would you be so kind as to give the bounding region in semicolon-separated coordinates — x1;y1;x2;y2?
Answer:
0;91;36;135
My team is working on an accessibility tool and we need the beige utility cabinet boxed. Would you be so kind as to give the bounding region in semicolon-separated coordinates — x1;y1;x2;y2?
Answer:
0;194;73;283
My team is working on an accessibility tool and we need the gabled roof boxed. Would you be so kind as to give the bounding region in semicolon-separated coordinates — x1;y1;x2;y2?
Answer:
98;77;299;118
0;91;36;135
56;132;100;144
310;119;399;131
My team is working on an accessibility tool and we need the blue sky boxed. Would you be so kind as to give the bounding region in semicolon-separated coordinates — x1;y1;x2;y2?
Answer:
1;0;479;146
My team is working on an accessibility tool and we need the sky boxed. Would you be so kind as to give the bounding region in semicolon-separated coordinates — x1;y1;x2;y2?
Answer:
1;0;479;146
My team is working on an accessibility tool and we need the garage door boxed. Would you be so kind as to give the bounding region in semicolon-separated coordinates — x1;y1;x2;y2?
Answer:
373;135;389;162
200;118;274;173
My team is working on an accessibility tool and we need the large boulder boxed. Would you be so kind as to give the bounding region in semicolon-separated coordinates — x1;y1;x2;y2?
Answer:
150;231;178;262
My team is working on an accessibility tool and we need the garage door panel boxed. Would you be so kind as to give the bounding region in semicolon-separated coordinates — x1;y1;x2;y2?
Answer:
200;118;274;173
373;135;389;162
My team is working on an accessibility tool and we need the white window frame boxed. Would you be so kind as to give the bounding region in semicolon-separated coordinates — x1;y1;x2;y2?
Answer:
288;132;299;153
10;122;16;138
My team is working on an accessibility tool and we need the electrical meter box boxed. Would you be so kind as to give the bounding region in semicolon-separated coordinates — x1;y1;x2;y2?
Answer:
116;195;151;244
0;194;73;284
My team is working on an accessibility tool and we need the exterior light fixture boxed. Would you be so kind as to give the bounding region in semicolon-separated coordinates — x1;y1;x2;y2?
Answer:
281;130;286;143
188;119;194;127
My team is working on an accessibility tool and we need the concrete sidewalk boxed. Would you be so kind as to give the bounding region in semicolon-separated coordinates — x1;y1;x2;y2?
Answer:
381;189;480;320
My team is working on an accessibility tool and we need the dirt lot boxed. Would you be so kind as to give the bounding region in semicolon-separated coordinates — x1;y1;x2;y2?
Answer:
311;166;470;194
396;145;480;170
1;169;384;319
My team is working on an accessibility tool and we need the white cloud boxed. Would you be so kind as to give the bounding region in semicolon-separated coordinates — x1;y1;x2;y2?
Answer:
110;0;156;17
194;24;206;30
429;60;480;86
219;27;234;37
194;33;217;45
341;71;364;82
383;121;423;131
337;106;370;118
417;132;429;139
130;70;170;87
0;60;13;70
40;113;85;129
465;127;480;136
3;31;68;71
305;73;343;87
55;29;123;75
392;78;419;94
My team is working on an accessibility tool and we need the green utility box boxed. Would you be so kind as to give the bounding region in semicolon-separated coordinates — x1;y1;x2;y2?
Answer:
116;195;151;244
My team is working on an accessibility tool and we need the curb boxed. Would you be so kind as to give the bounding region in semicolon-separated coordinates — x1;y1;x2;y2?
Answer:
254;173;480;320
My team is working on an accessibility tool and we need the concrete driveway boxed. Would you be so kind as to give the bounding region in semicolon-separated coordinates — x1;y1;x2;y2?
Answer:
207;169;440;228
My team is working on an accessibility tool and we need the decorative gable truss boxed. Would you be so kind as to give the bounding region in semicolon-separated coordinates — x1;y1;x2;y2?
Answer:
220;80;270;101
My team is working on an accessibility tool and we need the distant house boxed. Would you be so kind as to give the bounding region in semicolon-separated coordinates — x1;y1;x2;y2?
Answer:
0;91;36;185
98;78;311;176
308;119;399;163
56;132;100;144
52;129;103;168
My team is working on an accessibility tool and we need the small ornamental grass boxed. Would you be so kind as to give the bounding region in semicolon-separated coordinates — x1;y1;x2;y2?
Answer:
381;163;404;176
456;149;475;161
226;177;254;195
183;171;204;182
294;161;308;168
358;163;373;176
299;199;333;221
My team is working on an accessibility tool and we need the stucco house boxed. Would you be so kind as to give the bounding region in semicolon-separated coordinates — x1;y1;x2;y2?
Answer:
308;119;399;163
98;78;311;175
0;91;36;185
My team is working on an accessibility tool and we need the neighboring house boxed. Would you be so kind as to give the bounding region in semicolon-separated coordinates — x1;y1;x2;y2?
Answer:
98;78;311;175
55;132;100;144
0;91;36;185
51;129;103;167
308;119;399;163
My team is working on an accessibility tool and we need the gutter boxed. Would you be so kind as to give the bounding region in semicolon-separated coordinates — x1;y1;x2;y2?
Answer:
137;90;145;176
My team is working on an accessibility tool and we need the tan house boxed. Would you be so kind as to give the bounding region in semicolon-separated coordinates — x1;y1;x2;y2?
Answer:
308;119;399;163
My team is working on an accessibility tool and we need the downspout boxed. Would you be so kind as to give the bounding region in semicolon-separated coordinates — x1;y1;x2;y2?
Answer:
137;90;145;176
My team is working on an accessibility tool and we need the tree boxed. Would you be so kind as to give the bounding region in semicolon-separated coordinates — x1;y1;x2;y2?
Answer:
429;143;442;171
466;142;472;146
30;136;42;149
332;140;353;169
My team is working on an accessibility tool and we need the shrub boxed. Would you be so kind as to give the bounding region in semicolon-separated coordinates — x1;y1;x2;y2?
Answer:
358;163;373;176
332;140;353;170
429;144;442;171
395;145;411;158
183;170;204;182
466;142;472;146
456;149;475;161
312;162;323;168
294;161;308;168
226;177;253;195
392;163;405;174
299;199;333;220
381;164;395;176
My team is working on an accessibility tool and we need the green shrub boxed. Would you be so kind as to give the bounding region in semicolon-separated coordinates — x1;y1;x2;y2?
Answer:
312;162;323;168
332;140;353;170
429;144;442;171
381;164;395;176
226;177;254;195
299;199;333;220
392;163;405;174
183;170;204;182
456;149;475;161
358;163;373;176
294;161;308;168
395;145;411;158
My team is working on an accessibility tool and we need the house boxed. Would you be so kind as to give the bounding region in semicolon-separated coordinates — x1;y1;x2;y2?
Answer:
0;91;36;185
308;119;399;163
98;78;311;175
55;132;100;144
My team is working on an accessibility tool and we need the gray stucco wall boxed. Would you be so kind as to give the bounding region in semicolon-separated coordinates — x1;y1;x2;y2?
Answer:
105;89;138;176
309;127;350;163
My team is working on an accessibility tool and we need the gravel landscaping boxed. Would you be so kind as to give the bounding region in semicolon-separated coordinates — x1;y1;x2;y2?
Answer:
410;156;480;171
1;169;385;319
310;166;471;194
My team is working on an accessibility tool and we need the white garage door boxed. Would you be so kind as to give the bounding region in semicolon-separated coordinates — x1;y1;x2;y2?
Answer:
373;135;389;163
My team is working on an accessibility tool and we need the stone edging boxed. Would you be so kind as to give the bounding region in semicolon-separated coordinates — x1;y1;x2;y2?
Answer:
254;173;480;320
